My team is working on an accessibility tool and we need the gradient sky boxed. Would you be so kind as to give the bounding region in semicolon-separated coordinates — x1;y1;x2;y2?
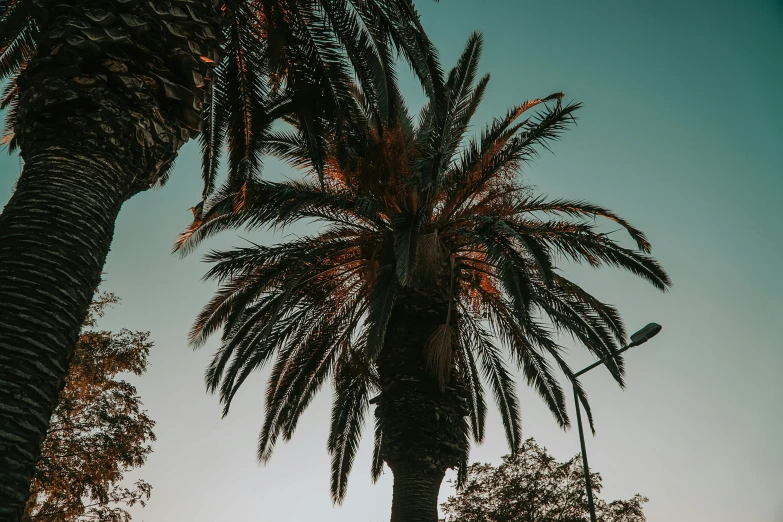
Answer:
2;1;782;521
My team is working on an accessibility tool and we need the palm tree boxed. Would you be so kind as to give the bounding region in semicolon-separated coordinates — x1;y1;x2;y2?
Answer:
176;33;671;521
0;1;437;518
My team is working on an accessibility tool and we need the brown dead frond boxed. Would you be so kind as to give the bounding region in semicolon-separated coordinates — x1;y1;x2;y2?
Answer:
516;92;564;117
426;324;455;392
172;218;202;254
414;230;443;281
233;181;249;211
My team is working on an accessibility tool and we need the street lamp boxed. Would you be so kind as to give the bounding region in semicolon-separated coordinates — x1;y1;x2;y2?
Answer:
572;323;662;522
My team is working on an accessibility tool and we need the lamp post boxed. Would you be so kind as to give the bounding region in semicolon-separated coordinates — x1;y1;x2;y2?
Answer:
572;323;662;522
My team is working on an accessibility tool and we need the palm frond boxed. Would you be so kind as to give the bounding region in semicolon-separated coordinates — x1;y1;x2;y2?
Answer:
536;288;626;386
173;179;383;256
455;319;487;443
514;196;654;253
282;304;366;441
328;356;372;503
548;350;596;435
544;232;671;291
462;316;522;452
552;274;626;341
439;92;564;219
364;263;397;361
360;0;443;101
0;1;35;83
1;77;19;150
371;411;384;482
257;318;343;463
317;0;393;126
416;32;483;191
468;282;570;427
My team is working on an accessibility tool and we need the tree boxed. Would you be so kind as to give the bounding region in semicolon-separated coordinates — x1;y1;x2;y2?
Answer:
0;1;437;517
176;33;670;521
440;438;647;522
22;293;155;522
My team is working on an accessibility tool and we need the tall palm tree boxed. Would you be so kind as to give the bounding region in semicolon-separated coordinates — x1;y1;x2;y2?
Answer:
0;1;437;518
177;33;671;521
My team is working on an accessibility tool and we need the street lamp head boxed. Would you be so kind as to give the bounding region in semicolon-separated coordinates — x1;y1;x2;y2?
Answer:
629;323;662;346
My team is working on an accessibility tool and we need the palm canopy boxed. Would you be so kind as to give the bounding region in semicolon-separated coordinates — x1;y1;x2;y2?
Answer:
0;0;439;195
177;33;671;502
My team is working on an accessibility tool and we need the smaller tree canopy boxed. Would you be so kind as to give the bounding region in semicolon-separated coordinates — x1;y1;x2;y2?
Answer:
440;438;647;522
23;293;156;522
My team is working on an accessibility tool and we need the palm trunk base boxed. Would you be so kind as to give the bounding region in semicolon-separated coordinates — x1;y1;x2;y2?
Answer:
390;463;445;522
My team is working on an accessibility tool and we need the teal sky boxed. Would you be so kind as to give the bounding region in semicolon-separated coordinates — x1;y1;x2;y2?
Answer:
2;1;782;521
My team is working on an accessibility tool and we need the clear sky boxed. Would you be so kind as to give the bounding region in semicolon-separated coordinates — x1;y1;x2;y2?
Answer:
2;1;782;521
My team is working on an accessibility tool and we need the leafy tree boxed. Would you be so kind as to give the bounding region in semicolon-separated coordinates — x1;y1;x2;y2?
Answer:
440;438;647;522
22;293;155;522
176;33;670;521
0;0;438;517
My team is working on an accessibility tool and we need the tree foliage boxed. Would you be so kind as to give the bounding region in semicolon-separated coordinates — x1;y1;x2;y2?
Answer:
22;293;155;522
175;33;670;503
441;438;648;522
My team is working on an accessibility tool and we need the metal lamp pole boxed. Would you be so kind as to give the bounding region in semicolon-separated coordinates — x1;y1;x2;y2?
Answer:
572;323;662;522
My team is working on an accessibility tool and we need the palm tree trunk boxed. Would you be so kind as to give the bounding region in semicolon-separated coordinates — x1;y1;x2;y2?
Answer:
376;286;468;522
0;148;137;520
0;1;220;519
389;463;445;522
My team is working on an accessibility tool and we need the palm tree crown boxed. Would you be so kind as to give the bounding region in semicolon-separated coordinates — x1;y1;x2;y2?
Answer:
177;33;671;502
1;0;438;194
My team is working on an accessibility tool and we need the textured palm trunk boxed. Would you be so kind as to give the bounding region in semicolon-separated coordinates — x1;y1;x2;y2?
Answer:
0;1;220;519
376;285;468;522
0;148;134;520
389;463;445;522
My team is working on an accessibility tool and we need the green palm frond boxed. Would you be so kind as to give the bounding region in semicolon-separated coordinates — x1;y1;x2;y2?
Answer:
412;32;484;196
359;0;443;101
215;5;272;192
455;410;472;489
514;196;654;252
173;178;384;255
370;411;384;482
549;349;596;434
455;320;487;443
257;313;345;462
328;355;373;503
465;280;570;427
537;289;626;386
444;101;581;222
364;263;397;361
197;0;442;192
552;274;626;340
461;315;522;451
545;232;670;290
318;0;394;126
0;0;34;83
